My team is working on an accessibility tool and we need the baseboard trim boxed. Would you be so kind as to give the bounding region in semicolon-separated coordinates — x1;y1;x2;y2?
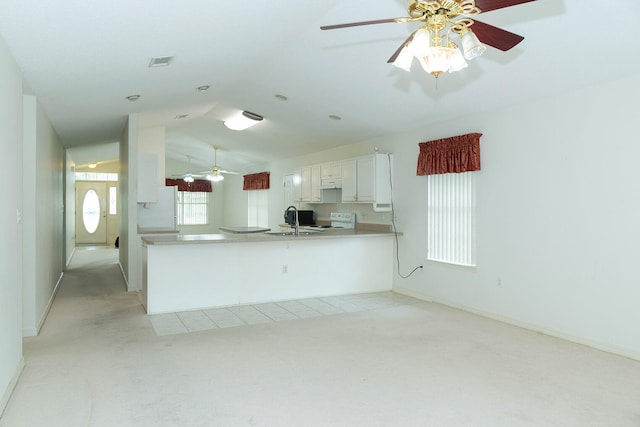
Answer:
393;287;640;362
22;272;64;337
118;262;131;291
66;246;76;268
0;357;25;418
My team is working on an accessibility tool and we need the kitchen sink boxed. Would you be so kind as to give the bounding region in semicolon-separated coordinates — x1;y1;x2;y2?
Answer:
264;231;315;236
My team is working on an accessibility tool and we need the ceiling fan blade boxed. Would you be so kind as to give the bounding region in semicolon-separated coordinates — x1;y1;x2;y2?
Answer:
471;20;524;51
475;0;537;13
387;32;417;63
219;170;240;175
321;18;400;31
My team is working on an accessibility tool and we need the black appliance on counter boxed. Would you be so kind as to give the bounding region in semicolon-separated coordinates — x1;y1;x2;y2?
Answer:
284;210;314;226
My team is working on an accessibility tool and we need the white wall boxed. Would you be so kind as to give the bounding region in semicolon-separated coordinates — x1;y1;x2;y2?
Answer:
260;74;640;360
22;96;65;336
119;115;138;291
64;151;76;266
138;126;165;187
0;33;24;415
221;174;248;227
386;75;640;359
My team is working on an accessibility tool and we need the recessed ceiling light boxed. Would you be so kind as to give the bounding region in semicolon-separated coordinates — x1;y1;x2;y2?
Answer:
175;114;189;120
329;115;342;121
148;56;174;67
275;94;288;101
197;85;210;92
126;94;141;101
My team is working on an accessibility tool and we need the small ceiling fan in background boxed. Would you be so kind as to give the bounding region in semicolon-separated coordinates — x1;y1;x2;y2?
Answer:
172;147;239;183
171;155;198;183
320;0;537;77
194;146;239;182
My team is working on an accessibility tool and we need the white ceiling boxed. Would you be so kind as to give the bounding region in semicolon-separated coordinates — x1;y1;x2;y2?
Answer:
1;0;639;173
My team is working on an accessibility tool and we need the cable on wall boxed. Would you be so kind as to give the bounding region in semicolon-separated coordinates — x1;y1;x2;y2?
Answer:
384;152;423;279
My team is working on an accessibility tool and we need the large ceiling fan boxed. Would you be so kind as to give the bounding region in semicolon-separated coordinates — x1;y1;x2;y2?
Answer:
321;0;536;77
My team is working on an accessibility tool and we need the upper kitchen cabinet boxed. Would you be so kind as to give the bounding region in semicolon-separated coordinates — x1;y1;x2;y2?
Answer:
341;154;392;211
293;166;312;202
321;161;341;180
310;165;321;203
309;164;337;204
320;161;342;189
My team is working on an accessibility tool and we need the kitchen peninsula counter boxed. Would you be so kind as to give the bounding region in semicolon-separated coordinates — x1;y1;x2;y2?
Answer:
141;227;396;246
141;227;397;314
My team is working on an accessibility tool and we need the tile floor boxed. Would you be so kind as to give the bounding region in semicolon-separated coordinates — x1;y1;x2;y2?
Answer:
149;291;421;336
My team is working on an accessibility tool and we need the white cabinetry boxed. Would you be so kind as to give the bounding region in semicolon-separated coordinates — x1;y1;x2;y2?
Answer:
341;154;392;211
342;156;373;202
321;162;341;180
293;166;312;202
310;165;321;203
309;164;337;204
295;164;337;204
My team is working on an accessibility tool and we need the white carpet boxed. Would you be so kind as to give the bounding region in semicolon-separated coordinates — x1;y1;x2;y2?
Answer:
2;247;639;427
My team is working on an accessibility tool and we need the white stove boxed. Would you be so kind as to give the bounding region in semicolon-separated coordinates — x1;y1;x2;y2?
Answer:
329;212;356;229
305;212;356;230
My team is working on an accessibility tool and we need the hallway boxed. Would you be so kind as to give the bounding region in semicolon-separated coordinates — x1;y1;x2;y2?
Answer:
2;247;640;426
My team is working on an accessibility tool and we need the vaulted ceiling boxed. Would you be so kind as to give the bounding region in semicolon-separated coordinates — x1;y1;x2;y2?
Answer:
1;1;637;173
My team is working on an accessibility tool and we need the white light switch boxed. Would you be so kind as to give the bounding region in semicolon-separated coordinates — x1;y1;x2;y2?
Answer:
16;209;22;224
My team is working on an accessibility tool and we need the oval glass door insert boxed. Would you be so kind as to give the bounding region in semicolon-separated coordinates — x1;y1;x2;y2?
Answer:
82;189;101;234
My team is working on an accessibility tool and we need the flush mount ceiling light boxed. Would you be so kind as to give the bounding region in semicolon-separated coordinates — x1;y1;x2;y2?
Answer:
321;0;533;79
223;110;264;131
88;162;97;169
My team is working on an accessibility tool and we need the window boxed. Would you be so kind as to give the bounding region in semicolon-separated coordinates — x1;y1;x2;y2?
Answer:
427;171;476;266
177;192;208;225
109;187;117;215
247;190;268;228
75;172;118;181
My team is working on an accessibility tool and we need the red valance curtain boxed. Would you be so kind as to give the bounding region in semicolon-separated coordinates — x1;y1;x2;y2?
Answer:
243;172;270;190
165;178;213;192
416;133;482;176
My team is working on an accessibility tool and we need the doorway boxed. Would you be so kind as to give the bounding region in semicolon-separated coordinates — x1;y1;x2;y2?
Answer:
75;181;113;245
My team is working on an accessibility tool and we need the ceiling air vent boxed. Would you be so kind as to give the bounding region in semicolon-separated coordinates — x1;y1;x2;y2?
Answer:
148;56;174;67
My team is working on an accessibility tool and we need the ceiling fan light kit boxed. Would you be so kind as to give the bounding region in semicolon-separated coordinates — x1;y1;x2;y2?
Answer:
224;110;264;131
207;173;224;182
321;0;535;79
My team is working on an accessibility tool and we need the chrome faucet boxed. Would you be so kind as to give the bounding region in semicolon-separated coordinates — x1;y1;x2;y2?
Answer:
285;205;299;236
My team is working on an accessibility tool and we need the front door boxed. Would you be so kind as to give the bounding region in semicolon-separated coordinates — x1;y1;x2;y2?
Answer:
76;181;108;245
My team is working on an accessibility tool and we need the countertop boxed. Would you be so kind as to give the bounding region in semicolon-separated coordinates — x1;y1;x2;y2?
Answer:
142;226;398;246
137;227;179;235
218;226;271;234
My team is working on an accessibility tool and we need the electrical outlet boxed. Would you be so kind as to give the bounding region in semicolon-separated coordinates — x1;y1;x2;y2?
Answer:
497;278;503;288
282;265;288;274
